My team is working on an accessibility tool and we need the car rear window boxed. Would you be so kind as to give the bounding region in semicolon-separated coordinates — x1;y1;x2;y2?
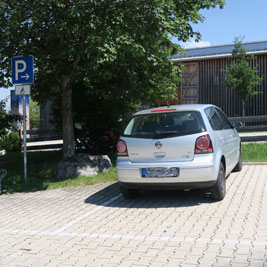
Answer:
123;111;206;139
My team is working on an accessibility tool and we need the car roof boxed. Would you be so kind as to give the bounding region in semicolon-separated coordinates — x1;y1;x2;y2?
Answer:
134;104;216;116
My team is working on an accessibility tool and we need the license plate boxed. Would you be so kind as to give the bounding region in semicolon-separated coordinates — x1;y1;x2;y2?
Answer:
142;167;179;178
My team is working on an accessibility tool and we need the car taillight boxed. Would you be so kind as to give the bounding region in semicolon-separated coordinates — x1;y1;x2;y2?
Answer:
195;135;213;154
117;140;128;156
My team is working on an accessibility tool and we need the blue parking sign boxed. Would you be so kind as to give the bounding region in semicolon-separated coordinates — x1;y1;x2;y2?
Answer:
12;56;34;84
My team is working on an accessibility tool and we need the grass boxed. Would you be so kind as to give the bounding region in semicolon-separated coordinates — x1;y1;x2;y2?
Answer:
0;143;266;193
0;150;117;193
242;142;267;162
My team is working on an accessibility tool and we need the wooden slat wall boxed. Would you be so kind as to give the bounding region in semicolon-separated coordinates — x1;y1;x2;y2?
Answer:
196;54;267;117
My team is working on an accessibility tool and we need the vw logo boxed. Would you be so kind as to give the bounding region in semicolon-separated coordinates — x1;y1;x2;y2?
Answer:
155;141;162;149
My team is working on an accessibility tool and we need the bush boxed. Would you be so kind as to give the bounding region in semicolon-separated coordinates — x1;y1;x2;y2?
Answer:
0;132;22;152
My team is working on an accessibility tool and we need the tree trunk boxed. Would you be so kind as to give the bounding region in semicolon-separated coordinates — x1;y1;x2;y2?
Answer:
62;74;75;158
242;100;246;117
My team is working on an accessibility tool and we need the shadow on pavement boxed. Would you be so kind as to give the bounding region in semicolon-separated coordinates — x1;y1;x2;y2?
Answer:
84;182;215;208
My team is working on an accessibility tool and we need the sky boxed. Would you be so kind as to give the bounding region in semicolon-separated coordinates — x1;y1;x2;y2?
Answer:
181;0;267;48
1;0;267;109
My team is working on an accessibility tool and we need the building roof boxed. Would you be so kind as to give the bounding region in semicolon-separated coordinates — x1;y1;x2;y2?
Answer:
173;40;267;62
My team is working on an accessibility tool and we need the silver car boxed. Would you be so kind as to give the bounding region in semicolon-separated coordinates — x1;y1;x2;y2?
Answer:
116;104;242;201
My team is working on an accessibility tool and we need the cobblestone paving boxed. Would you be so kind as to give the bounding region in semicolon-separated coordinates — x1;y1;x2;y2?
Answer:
0;165;267;266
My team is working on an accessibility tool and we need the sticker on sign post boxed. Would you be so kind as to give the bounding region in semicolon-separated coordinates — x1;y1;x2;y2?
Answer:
15;85;31;96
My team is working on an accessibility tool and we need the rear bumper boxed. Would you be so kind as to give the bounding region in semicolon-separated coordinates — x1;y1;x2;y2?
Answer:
116;154;218;189
119;181;216;190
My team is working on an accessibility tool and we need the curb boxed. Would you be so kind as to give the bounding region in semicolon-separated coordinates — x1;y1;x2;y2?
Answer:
243;162;267;165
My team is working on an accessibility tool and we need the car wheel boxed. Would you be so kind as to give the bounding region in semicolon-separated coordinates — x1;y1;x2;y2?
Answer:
211;162;226;201
233;148;242;172
120;185;139;199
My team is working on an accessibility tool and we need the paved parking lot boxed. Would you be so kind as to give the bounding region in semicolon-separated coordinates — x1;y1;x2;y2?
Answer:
0;165;267;267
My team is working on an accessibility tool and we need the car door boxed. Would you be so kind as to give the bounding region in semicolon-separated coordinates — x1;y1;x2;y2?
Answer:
215;108;240;169
205;107;232;174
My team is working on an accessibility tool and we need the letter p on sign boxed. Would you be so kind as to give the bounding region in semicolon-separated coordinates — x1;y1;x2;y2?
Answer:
15;60;27;80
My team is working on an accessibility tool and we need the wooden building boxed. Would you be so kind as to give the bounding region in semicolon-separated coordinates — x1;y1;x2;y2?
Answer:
172;41;267;117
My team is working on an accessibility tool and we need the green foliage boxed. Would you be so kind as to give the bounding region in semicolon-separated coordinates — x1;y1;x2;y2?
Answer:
0;151;116;193
0;151;61;192
226;60;261;101
30;99;40;129
0;98;22;152
0;98;18;138
225;37;263;116
242;143;267;162
0;0;225;155
0;132;22;152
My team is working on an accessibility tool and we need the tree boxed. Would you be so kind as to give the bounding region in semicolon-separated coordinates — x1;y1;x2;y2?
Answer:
0;98;17;137
29;99;40;129
225;37;263;116
0;0;225;158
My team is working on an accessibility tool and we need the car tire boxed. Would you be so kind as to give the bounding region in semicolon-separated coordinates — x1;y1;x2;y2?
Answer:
120;185;139;199
233;148;242;172
211;162;226;201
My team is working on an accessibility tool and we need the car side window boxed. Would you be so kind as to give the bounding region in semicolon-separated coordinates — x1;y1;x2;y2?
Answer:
205;108;224;131
216;108;233;130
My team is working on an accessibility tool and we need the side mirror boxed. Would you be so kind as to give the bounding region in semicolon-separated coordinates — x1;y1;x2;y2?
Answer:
232;121;243;128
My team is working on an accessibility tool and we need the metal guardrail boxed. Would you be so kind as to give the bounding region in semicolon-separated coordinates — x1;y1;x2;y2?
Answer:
229;116;267;132
26;128;62;142
0;169;7;193
229;116;267;142
229;115;267;123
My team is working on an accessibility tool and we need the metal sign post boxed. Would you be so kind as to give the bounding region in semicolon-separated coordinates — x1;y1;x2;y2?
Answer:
0;169;7;193
12;56;34;182
23;92;27;181
15;85;30;182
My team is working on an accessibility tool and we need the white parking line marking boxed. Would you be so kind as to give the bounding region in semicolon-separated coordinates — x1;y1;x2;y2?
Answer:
53;193;121;234
1;227;267;247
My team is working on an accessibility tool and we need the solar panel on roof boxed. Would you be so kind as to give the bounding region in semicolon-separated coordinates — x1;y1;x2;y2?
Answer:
174;41;267;59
